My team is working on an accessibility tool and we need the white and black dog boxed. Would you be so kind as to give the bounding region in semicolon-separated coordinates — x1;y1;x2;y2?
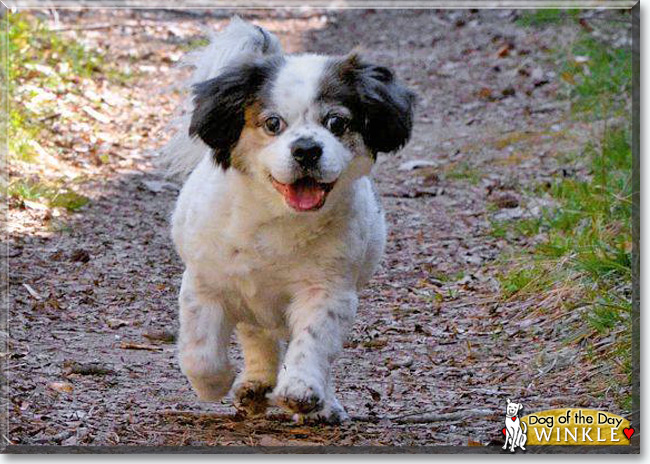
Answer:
163;17;415;423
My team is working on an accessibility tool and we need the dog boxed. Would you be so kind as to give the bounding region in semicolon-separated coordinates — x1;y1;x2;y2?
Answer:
162;17;415;423
503;399;527;452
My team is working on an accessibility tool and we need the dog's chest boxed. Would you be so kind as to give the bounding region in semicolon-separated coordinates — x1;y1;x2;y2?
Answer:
191;222;337;326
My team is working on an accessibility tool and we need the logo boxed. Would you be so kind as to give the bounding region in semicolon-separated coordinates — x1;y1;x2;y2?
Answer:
502;399;528;452
499;401;634;449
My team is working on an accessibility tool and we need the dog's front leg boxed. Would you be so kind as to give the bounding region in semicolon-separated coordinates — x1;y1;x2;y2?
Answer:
502;430;510;450
510;429;518;453
177;271;235;401
273;288;357;423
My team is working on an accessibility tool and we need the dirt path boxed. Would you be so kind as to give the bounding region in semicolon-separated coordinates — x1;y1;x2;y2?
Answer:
7;8;624;448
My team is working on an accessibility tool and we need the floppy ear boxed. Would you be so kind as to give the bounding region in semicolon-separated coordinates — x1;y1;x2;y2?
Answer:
189;59;279;169
344;54;416;155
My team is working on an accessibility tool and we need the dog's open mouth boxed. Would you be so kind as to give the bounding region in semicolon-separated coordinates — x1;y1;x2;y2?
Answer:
271;176;336;212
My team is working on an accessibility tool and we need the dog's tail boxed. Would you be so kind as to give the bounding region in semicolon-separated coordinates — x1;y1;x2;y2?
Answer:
159;17;282;178
521;421;528;434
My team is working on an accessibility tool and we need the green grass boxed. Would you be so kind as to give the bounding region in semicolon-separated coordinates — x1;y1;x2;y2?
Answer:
517;9;582;27
496;127;631;303
8;13;103;81
562;36;632;116
7;13;105;161
444;162;482;185
520;10;632;119
491;25;632;394
499;266;557;299
7;179;90;211
179;36;210;51
493;127;632;403
6;12;122;209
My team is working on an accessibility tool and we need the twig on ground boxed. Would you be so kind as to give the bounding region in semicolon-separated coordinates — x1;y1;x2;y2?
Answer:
157;408;494;425
119;341;163;351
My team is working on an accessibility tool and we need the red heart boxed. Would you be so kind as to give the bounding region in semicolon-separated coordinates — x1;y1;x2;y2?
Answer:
502;428;506;436
623;428;634;440
511;417;516;421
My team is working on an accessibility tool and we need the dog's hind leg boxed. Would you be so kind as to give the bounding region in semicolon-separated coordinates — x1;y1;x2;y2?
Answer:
233;324;281;416
177;271;235;401
519;423;527;450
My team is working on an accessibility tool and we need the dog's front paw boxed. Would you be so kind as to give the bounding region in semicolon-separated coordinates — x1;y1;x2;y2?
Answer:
297;397;349;425
233;380;273;416
273;378;324;415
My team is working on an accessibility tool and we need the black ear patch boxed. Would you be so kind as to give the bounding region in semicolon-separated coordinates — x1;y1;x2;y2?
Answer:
189;57;283;169
322;54;416;156
355;62;416;154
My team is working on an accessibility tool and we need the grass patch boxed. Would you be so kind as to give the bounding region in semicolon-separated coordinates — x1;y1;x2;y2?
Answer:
499;267;557;299
492;26;632;402
8;12;104;160
497;127;631;302
561;36;632;116
179;36;210;51
6;11;121;212
517;9;581;27
443;161;482;185
495;126;632;405
7;179;90;211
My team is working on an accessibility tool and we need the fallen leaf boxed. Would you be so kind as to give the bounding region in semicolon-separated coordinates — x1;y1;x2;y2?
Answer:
143;329;176;343
48;381;74;393
63;361;115;376
83;106;111;124
366;386;382;401
477;87;494;101
22;200;49;212
491;192;520;208
496;44;512;58
22;283;42;300
362;338;388;349
69;249;91;263
106;318;130;329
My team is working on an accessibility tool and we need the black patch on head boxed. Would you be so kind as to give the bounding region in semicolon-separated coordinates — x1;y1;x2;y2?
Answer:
189;56;284;169
319;54;416;158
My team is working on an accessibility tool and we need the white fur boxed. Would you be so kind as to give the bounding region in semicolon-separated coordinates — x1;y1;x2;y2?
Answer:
166;18;389;422
271;55;328;120
504;399;528;452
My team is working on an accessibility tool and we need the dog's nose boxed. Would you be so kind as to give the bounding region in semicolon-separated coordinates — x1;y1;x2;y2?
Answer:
291;137;322;169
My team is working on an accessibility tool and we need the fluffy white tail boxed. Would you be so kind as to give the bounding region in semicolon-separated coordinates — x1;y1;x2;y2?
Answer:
159;17;282;178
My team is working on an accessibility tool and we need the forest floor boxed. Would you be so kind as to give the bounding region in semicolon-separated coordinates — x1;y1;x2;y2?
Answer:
5;8;634;449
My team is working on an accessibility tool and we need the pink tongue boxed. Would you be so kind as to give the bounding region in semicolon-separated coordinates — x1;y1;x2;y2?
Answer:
285;182;325;211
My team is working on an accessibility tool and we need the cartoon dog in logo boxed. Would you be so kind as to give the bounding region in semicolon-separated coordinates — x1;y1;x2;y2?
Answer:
503;399;527;452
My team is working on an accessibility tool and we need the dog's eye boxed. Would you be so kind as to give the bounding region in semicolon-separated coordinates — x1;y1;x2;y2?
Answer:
263;116;286;136
324;115;349;136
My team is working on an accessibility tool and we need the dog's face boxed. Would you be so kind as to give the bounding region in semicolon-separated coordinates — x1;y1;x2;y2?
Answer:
189;53;415;212
506;399;523;417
